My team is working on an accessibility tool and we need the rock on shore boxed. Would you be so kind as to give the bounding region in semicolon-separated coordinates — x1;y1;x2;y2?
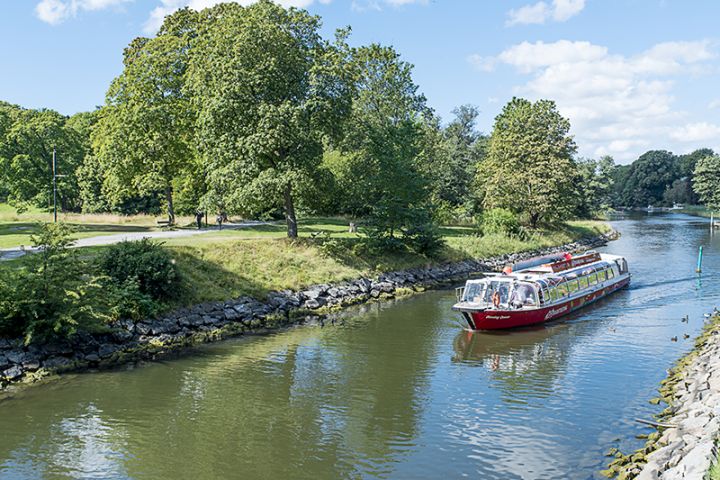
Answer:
0;230;618;391
607;313;720;479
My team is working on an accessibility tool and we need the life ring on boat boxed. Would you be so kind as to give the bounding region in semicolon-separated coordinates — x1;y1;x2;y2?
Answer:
492;291;501;308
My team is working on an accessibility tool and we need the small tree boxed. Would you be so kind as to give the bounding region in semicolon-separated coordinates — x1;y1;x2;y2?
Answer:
477;97;578;228
0;223;106;343
693;154;720;211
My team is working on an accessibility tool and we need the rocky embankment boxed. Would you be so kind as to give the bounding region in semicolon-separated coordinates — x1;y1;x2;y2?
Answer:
0;230;618;392
604;314;720;480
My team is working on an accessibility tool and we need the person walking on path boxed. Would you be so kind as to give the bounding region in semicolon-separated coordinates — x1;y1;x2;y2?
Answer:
216;213;223;230
195;211;204;230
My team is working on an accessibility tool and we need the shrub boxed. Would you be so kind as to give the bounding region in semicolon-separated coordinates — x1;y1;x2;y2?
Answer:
480;208;521;236
98;239;178;300
0;223;107;343
402;221;445;256
106;278;160;321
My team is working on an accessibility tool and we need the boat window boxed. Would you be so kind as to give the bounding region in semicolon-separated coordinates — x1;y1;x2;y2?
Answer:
481;280;512;306
568;280;579;293
617;259;628;274
463;282;485;303
607;268;614;279
578;276;589;289
549;288;558;301
557;283;569;297
588;273;598;284
597;270;605;282
510;283;537;308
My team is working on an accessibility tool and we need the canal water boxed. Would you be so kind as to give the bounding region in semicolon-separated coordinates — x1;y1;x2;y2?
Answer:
1;213;719;479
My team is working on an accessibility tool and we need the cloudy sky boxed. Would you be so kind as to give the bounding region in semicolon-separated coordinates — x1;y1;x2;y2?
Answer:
2;0;719;162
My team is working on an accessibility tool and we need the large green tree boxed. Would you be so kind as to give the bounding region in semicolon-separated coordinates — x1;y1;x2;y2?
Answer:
93;15;196;224
617;150;678;207
425;105;487;214
330;43;435;244
477;97;577;227
0;104;84;212
575;156;615;217
188;1;351;237
693;154;720;211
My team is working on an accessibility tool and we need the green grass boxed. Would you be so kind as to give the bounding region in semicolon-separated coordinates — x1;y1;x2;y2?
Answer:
678;205;714;218
163;219;610;306
0;203;611;308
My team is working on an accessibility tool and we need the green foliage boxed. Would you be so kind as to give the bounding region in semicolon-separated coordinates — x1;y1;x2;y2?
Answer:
693;154;720;211
616;150;678;207
92;18;196;224
188;1;353;237
98;239;179;301
575;156;615;217
480;208;521;236
477;97;578;227
401;219;445;256
0;223;106;343
0;102;86;212
424;105;487;214
105;278;160;321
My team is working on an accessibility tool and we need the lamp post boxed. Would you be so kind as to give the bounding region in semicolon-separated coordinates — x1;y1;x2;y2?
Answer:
52;147;67;223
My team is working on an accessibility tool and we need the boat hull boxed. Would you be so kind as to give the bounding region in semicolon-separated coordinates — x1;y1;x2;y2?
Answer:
456;277;630;330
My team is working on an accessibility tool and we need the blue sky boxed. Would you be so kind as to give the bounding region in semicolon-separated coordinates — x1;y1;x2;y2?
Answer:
2;0;719;163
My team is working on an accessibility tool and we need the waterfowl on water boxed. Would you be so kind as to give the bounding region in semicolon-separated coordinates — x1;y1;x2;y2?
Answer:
671;336;678;342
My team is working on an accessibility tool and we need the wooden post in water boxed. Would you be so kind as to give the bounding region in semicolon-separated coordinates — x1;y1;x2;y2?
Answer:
696;245;704;273
711;212;715;234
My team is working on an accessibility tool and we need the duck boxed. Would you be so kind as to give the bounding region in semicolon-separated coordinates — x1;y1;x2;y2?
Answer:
681;315;689;323
671;336;678;342
683;333;690;339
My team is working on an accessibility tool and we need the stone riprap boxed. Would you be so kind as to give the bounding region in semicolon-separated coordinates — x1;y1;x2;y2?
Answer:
608;314;720;480
0;230;618;392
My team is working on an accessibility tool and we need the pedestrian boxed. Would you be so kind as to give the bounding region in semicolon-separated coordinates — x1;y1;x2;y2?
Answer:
216;213;223;230
195;210;203;230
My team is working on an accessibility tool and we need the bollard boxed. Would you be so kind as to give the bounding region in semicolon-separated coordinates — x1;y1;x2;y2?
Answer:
696;245;703;273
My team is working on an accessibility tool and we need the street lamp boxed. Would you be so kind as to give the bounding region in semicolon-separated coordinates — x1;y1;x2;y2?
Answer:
52;147;67;223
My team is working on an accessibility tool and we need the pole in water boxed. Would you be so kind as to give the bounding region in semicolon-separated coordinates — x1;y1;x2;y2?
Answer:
712;213;715;234
697;245;704;273
52;147;57;223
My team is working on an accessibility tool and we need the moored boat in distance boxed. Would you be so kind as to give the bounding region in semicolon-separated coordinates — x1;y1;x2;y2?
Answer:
452;251;630;330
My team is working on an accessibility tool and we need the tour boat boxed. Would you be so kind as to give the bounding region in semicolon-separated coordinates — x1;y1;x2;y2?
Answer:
452;251;630;330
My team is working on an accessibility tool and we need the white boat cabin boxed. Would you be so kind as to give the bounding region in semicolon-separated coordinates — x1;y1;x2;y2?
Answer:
456;253;628;310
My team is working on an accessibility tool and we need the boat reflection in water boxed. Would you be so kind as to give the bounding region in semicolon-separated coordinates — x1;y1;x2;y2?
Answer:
451;320;600;406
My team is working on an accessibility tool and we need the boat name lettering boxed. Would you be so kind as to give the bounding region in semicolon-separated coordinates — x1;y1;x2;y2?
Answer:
544;305;568;320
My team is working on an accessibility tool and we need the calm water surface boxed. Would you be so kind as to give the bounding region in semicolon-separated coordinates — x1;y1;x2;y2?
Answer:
1;213;720;479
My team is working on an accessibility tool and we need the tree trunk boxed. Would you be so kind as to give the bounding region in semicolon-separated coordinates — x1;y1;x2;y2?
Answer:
529;212;540;229
165;184;175;225
284;185;298;238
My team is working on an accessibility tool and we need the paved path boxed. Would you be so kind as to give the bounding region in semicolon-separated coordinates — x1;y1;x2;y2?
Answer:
0;221;267;261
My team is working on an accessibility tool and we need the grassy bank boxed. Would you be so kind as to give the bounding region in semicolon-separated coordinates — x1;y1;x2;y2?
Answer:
165;219;610;306
1;208;611;307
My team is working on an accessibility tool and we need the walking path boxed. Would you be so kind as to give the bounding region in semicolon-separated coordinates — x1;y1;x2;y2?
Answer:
0;221;267;261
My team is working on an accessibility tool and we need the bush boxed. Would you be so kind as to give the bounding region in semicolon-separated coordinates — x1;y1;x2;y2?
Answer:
105;278;160;321
402;221;445;256
98;239;178;300
480;208;521;236
0;223;107;343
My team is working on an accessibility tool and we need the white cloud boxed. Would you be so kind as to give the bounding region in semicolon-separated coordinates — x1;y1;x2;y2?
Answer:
670;122;720;142
35;0;132;24
351;0;426;13
506;0;584;26
467;54;496;72
552;0;584;21
469;39;717;161
144;0;331;33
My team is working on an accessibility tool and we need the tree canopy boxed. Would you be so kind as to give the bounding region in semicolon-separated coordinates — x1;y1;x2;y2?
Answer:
477;97;577;227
